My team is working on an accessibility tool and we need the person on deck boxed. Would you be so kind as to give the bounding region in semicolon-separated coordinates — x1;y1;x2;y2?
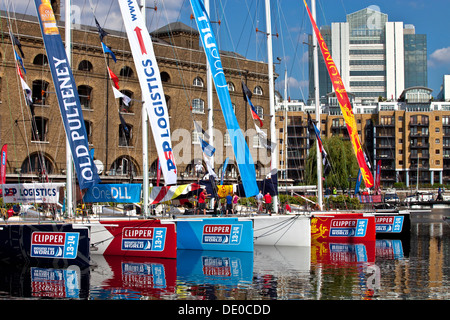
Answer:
226;193;233;216
255;190;263;213
198;189;210;215
264;192;272;215
232;193;240;214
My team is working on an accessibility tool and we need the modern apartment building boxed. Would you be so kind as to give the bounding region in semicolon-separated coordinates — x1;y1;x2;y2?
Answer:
309;6;427;105
277;85;450;188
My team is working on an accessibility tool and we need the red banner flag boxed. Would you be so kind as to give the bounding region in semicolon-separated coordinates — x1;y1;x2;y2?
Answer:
303;0;374;188
107;66;120;89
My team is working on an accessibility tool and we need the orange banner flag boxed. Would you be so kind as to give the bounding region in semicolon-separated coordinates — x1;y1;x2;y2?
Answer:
303;0;374;188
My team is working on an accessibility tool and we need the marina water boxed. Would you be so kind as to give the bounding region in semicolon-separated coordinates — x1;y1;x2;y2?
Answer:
0;209;448;300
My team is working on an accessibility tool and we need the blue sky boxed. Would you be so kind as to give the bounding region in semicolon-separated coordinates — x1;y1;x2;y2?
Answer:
6;0;450;101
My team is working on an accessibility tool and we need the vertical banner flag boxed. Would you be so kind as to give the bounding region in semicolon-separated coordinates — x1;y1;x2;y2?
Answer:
303;0;374;188
0;144;7;195
118;0;177;185
34;0;101;189
354;169;362;195
374;160;381;192
190;0;258;197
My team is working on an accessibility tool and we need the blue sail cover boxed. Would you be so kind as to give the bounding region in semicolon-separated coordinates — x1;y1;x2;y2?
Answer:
190;0;258;197
34;0;101;189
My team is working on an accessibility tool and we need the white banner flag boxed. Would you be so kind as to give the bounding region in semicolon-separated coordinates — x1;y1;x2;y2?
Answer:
118;0;177;185
2;183;65;204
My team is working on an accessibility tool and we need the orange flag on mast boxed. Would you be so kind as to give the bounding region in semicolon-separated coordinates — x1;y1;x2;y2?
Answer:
303;0;374;188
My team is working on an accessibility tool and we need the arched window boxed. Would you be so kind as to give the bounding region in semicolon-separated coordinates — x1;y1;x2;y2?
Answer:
253;86;263;95
21;152;54;175
192;98;205;113
33;54;48;66
78;85;92;109
78;60;93;72
119;120;132;146
120;66;134;78
109;156;138;176
31;116;48;142
119;89;134;112
227;82;235;91
161;71;170;83
32;80;49;105
193;76;204;87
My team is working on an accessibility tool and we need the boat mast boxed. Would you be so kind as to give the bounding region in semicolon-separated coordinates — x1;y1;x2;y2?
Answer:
265;0;278;213
65;0;74;217
141;0;149;217
206;0;214;209
311;0;323;210
266;0;278;214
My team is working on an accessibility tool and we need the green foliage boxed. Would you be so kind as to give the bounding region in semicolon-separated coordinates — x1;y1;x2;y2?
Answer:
306;136;360;189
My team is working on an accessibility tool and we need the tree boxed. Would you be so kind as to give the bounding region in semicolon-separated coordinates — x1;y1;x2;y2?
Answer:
305;136;360;190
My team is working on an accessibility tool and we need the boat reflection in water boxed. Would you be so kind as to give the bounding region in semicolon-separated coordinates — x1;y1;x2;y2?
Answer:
89;255;177;299
0;262;90;299
310;239;407;299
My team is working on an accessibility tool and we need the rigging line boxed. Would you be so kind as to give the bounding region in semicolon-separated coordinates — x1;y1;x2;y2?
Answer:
253;215;300;240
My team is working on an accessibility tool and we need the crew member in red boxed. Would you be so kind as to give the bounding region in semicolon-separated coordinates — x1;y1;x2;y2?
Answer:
198;189;210;215
264;192;272;215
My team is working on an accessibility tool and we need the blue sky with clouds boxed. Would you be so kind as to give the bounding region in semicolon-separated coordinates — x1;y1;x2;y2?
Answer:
5;0;450;101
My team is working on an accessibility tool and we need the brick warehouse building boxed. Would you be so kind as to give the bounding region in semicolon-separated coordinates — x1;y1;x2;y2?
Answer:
0;6;274;187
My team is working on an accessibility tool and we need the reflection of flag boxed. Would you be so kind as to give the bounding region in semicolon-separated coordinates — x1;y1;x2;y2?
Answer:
101;42;117;63
112;87;131;106
95;17;109;42
108;67;119;89
242;81;263;127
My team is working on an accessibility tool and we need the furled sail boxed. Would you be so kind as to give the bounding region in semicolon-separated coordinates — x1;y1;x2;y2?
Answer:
190;0;259;197
118;0;177;185
303;0;374;188
33;0;101;189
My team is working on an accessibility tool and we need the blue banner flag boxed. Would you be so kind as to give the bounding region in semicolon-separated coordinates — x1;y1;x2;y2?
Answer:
101;42;117;63
83;184;142;203
34;0;101;189
220;157;229;185
190;0;258;197
200;138;215;157
354;169;362;195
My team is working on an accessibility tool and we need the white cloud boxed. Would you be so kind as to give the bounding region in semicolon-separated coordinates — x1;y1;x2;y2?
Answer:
429;47;450;68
